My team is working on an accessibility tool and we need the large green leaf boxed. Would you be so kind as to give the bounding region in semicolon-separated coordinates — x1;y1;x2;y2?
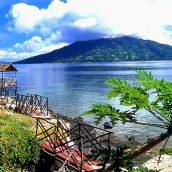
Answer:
83;70;172;128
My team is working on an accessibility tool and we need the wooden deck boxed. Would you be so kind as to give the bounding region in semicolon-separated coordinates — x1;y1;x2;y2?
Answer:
42;141;102;171
14;93;112;171
35;116;112;171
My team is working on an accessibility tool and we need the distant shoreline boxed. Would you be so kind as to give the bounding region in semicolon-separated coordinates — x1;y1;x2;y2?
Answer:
13;59;172;65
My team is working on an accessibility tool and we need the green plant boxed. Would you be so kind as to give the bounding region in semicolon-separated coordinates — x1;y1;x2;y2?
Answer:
83;70;172;170
0;111;41;171
160;147;172;157
129;166;161;172
84;70;172;127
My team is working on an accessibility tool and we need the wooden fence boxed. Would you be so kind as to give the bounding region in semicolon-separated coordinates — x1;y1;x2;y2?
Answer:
36;116;112;171
15;94;49;117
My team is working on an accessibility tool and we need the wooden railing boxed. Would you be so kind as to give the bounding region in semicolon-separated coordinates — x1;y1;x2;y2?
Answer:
14;93;112;171
0;77;16;88
36;116;112;171
15;94;49;116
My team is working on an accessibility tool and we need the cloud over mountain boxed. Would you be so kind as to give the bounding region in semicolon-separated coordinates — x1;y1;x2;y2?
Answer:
1;0;172;61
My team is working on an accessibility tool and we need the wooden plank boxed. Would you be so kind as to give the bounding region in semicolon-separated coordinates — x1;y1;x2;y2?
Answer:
42;141;102;171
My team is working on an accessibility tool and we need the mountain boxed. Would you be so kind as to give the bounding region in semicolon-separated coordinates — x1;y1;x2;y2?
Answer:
15;36;172;64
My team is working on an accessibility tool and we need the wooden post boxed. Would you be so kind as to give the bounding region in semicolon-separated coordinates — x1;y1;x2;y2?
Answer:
79;123;84;170
35;118;38;137
15;71;17;96
47;97;49;116
2;71;3;88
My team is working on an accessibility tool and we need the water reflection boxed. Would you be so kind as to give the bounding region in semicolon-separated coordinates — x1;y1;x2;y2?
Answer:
15;61;172;115
15;61;172;142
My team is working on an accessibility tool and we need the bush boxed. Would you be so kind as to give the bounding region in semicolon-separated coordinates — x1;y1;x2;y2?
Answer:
0;110;41;171
129;166;161;172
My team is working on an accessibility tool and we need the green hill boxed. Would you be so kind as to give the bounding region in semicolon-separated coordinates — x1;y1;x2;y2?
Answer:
15;36;172;64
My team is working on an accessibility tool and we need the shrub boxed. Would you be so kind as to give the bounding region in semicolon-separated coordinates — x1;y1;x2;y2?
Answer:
0;110;41;171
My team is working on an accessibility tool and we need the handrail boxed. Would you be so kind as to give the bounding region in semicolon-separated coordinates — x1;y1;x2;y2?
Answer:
15;93;112;171
15;94;49;116
36;116;112;171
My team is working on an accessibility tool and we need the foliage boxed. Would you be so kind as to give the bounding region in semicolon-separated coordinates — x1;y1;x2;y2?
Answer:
83;70;172;130
83;70;172;171
91;146;132;167
160;147;172;157
0;110;41;171
129;166;161;172
90;147;161;172
15;36;172;64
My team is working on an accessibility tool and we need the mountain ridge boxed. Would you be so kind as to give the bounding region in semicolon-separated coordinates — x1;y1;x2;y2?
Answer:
14;36;172;64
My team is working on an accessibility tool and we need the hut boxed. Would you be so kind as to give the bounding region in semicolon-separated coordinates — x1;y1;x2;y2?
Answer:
0;64;17;98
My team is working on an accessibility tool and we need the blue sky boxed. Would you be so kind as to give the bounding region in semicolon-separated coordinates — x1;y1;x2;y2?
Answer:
0;0;172;62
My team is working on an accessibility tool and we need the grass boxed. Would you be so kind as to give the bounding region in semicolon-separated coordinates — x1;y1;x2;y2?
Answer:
0;108;41;171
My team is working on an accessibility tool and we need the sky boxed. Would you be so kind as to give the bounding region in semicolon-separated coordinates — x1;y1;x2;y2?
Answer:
0;0;172;62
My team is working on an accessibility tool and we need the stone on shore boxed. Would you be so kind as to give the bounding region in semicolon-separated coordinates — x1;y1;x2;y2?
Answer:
144;154;172;172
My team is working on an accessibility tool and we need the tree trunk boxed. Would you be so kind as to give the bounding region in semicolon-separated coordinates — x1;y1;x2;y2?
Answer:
132;131;171;158
104;131;172;172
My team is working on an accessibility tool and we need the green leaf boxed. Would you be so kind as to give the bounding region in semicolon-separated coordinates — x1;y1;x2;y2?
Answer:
160;147;172;157
83;70;172;129
83;103;137;125
129;166;161;172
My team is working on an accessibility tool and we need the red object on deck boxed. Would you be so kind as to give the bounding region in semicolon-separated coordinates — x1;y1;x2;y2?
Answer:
42;141;102;171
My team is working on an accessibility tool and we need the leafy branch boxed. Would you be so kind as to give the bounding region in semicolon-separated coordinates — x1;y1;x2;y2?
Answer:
83;70;172;130
83;70;172;171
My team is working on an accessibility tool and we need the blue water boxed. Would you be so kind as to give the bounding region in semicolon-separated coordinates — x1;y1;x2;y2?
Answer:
15;61;172;142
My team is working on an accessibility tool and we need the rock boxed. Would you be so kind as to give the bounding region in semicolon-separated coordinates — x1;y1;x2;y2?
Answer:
103;122;113;129
144;154;172;172
128;136;135;142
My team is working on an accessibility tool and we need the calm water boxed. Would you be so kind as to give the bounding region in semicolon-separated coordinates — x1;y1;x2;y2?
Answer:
15;61;172;142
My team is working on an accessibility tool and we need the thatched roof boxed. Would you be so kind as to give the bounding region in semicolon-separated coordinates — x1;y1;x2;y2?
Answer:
0;64;17;72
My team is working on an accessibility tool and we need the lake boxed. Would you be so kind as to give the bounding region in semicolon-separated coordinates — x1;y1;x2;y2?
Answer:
15;61;172;142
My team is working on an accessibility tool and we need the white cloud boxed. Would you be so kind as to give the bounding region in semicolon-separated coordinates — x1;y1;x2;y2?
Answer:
8;0;172;45
10;34;67;61
3;0;172;61
0;50;19;61
0;50;6;56
14;34;67;53
8;0;69;34
0;49;22;61
8;3;41;33
14;36;43;52
0;45;68;62
0;33;67;62
73;18;97;28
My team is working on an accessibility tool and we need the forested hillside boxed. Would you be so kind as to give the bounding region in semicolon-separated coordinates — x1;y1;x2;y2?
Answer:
15;36;172;64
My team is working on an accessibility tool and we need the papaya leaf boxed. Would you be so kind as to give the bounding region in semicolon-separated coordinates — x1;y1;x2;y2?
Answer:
83;103;137;125
82;70;172;129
